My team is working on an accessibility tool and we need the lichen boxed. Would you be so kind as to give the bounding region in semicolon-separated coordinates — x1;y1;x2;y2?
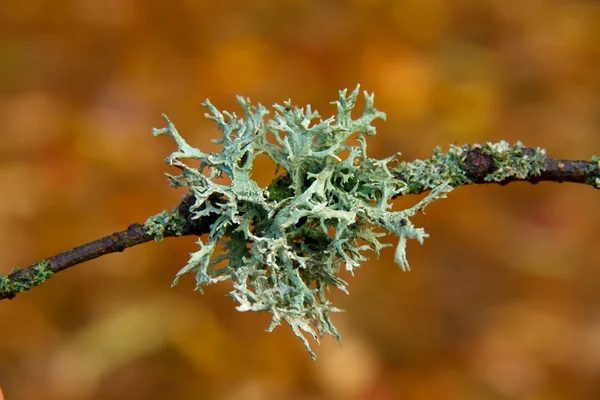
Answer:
152;86;451;359
590;155;600;189
392;141;548;195
144;209;188;242
477;141;546;181
393;145;471;194
0;261;54;297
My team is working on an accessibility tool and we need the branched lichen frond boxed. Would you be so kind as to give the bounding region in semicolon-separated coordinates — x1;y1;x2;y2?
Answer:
151;85;452;359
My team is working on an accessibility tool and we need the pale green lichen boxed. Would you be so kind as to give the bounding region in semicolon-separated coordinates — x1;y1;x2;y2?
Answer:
393;145;471;194
0;261;53;297
591;155;600;189
392;141;548;194
144;209;188;242
152;86;451;359
477;141;546;181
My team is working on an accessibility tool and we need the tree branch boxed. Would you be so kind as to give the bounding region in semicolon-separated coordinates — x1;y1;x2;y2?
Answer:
0;194;217;300
1;146;598;301
462;149;598;187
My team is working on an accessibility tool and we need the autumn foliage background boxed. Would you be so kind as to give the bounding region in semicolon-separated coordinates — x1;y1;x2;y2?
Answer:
1;1;600;399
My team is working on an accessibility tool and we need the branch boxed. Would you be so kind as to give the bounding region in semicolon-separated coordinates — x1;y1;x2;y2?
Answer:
0;194;216;300
1;145;598;301
398;147;599;196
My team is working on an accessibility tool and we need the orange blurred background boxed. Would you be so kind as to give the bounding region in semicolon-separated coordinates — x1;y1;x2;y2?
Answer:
1;1;600;399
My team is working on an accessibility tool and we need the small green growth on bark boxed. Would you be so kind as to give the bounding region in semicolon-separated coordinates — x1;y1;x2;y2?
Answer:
591;155;600;188
144;209;188;242
0;261;54;297
477;141;547;181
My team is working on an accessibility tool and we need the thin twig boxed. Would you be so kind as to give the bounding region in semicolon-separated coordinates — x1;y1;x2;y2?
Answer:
0;194;214;300
462;149;597;187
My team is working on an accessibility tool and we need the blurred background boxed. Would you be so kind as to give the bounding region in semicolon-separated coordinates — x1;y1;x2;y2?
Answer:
1;0;600;399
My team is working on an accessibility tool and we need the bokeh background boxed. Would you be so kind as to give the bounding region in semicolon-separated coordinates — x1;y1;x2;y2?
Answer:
1;1;600;399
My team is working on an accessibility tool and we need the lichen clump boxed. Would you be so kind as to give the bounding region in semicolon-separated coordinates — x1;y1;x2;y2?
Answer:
0;261;54;297
151;86;451;358
475;141;547;182
592;155;600;189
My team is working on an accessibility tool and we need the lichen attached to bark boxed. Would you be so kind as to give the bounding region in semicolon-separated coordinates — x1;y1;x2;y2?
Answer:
152;86;451;358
